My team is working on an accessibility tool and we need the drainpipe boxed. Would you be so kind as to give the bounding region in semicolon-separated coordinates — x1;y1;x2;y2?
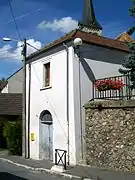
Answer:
63;43;70;165
27;63;31;159
74;45;83;161
78;49;83;160
22;39;27;158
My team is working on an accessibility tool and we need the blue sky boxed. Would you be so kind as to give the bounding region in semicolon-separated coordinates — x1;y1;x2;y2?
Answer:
0;0;133;78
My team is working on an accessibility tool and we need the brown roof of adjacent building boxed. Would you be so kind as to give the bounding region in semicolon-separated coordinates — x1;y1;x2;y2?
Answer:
0;93;22;116
27;29;129;60
116;32;134;42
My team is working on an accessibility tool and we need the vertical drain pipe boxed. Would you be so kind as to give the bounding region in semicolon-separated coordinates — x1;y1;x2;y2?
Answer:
78;53;83;160
73;42;83;161
63;43;70;165
27;63;31;159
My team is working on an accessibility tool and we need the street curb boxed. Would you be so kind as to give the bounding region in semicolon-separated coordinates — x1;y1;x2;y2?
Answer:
0;157;88;180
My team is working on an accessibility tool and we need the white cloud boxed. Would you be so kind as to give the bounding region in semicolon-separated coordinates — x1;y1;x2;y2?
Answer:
0;39;42;63
37;17;78;33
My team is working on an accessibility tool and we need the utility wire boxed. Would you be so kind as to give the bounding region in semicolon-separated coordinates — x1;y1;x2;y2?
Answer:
6;0;40;54
27;43;39;51
5;8;43;25
0;45;38;59
8;0;22;40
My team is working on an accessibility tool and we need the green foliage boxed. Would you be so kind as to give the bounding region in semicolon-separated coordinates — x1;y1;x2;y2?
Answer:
129;0;135;16
3;121;22;155
0;77;7;92
119;1;135;91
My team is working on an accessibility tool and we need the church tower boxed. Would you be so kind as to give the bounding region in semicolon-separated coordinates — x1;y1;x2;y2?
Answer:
78;0;102;35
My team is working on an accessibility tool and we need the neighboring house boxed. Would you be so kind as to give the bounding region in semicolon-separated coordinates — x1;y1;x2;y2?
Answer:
1;68;23;93
0;68;23;119
0;93;22;149
0;68;23;150
25;0;129;166
116;32;134;42
116;26;135;42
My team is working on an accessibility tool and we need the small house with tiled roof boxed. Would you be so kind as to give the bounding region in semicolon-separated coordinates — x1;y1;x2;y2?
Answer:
25;0;129;166
0;68;23;117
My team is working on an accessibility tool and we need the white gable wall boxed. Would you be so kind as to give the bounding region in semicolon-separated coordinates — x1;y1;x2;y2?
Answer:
27;47;77;164
72;44;127;163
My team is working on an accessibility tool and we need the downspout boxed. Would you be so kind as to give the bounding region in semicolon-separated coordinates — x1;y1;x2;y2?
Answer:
63;43;70;165
74;46;84;160
78;53;83;160
27;63;31;159
22;39;27;158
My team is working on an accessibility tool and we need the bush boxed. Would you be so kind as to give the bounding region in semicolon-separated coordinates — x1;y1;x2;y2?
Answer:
3;121;22;155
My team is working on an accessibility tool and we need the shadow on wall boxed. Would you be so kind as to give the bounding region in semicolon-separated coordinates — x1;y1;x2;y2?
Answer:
80;44;127;65
0;172;28;180
80;57;96;82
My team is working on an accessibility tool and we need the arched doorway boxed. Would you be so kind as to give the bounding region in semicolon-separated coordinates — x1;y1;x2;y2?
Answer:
39;110;53;160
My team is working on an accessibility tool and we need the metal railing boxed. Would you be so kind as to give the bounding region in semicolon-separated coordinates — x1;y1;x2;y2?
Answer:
93;74;135;100
55;149;67;170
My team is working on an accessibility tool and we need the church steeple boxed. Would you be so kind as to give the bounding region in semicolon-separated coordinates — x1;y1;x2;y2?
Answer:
79;0;102;35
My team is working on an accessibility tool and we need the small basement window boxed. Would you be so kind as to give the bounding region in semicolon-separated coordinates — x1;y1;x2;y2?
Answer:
43;62;50;87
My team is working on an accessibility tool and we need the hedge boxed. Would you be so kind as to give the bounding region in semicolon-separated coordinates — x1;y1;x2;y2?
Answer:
3;121;22;155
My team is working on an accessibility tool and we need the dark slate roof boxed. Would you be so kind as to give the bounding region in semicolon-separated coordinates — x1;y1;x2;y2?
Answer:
0;93;22;116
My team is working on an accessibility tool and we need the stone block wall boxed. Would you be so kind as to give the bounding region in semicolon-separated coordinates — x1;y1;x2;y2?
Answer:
84;100;135;172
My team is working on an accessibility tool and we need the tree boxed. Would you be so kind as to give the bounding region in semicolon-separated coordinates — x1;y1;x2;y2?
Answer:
119;0;135;93
0;77;7;92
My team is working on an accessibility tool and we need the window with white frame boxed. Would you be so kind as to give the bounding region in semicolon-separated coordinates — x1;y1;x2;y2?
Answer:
43;62;50;87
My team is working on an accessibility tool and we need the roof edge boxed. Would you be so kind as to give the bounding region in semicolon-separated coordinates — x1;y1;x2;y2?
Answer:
27;29;130;61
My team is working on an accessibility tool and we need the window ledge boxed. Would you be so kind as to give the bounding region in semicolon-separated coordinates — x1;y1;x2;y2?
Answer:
40;86;52;91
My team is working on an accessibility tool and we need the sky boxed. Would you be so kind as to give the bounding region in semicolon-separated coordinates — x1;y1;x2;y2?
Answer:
0;0;133;78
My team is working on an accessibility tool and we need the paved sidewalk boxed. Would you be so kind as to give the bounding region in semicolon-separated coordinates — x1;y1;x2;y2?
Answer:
1;154;135;180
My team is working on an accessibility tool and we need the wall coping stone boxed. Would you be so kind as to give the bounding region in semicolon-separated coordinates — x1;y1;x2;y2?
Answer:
84;100;135;109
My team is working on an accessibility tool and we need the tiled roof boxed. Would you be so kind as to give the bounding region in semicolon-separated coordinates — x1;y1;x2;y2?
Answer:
0;93;22;116
27;29;129;60
116;32;134;42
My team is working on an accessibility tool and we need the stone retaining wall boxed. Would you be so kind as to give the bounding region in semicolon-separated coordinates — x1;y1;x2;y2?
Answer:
84;100;135;172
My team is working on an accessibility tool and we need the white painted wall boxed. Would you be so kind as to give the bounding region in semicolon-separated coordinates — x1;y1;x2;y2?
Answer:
27;47;77;165
72;44;127;163
26;42;128;165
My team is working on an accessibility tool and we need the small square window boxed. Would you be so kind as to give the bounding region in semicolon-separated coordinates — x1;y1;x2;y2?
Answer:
43;62;50;87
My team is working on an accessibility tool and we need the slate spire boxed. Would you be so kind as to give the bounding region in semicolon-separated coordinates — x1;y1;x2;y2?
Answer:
79;0;102;35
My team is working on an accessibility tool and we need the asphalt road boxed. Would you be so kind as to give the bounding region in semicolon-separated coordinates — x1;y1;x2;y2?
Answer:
0;161;68;180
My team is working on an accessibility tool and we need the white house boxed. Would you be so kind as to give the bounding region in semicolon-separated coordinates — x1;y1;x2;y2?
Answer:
25;0;129;166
